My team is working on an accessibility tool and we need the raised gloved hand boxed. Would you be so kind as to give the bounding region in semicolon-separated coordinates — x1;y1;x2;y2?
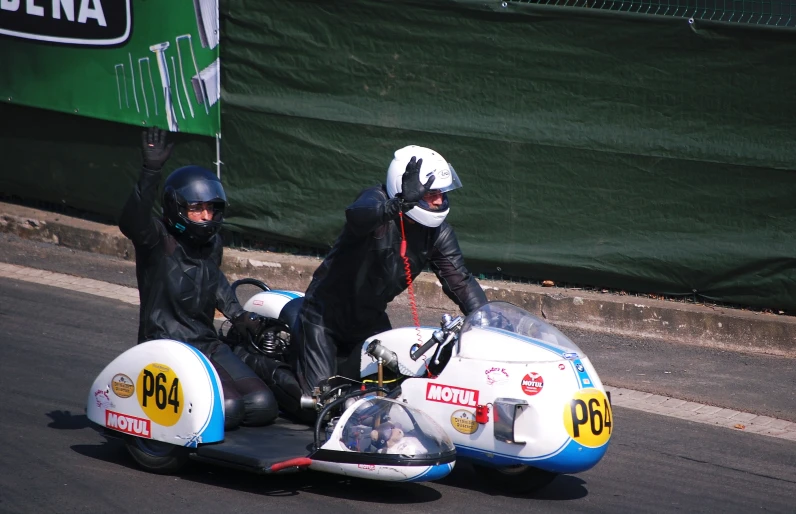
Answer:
399;156;435;209
141;126;174;171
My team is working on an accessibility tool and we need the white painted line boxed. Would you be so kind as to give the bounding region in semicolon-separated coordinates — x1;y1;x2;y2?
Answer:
2;262;794;443
606;386;796;443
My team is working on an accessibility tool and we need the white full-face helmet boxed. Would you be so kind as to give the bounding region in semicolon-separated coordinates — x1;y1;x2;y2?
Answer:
385;145;463;227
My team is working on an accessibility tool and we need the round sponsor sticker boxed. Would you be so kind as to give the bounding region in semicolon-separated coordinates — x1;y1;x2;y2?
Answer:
111;373;135;398
136;363;184;427
520;373;544;396
450;409;478;435
563;389;613;448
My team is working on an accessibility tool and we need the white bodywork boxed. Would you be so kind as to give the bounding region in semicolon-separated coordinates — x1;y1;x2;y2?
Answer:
86;339;225;448
247;292;613;474
242;290;303;319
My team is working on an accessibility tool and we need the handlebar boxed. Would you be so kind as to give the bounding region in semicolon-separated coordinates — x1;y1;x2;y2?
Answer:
230;278;271;300
410;315;463;361
410;335;439;361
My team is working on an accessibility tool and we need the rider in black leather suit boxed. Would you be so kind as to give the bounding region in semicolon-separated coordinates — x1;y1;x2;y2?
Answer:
119;127;278;430
293;146;487;396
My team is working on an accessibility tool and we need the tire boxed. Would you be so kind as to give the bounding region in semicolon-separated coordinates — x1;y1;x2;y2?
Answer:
474;463;558;495
125;436;190;474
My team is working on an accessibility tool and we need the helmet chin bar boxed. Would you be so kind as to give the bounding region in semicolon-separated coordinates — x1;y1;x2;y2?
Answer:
405;205;449;228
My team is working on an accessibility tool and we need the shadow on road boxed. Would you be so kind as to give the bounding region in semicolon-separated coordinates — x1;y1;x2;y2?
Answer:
182;463;444;503
436;461;589;500
46;410;92;430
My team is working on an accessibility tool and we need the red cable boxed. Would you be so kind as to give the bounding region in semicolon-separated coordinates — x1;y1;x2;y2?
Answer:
398;211;433;377
269;457;312;473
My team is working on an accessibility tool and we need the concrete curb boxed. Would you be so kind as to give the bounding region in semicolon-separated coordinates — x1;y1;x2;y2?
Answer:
3;201;795;357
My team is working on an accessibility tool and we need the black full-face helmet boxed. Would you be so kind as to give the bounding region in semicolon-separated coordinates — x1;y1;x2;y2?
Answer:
162;165;227;245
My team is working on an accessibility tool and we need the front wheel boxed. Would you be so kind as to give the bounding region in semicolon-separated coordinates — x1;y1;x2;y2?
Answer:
125;436;190;474
474;464;558;495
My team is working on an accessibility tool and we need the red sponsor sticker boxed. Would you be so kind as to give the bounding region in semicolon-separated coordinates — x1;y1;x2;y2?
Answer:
253;300;264;306
558;363;566;370
426;383;479;407
105;410;151;438
521;373;544;396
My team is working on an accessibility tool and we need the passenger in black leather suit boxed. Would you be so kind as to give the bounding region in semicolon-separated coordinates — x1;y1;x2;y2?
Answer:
291;145;487;396
119;127;278;430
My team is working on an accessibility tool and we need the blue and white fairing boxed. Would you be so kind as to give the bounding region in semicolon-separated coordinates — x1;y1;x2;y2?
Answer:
310;397;456;482
86;339;225;447
362;301;613;475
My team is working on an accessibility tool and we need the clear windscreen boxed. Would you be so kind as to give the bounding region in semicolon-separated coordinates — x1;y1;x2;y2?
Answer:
337;397;455;458
460;301;584;355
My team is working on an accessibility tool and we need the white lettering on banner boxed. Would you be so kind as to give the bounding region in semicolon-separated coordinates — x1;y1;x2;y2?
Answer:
1;0;20;11
426;383;479;407
106;410;152;438
0;0;104;24
27;0;44;16
53;0;75;21
77;0;105;26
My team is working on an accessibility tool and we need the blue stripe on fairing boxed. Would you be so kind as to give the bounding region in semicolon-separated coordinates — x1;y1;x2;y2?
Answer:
269;290;301;300
179;343;224;446
403;463;455;482
479;326;594;389
456;437;609;474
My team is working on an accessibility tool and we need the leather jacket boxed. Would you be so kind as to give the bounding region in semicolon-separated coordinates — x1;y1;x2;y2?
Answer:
304;185;487;327
119;167;244;346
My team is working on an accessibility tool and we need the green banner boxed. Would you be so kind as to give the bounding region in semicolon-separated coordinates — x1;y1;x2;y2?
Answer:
0;0;220;136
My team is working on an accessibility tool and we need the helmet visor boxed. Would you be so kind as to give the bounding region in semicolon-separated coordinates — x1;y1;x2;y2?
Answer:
436;163;463;193
185;201;225;222
418;192;449;212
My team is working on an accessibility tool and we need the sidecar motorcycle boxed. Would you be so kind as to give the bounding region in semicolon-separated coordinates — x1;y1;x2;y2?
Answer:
86;277;612;493
235;280;614;493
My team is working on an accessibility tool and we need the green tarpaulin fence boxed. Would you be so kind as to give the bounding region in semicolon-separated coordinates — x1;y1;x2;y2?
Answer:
1;0;795;311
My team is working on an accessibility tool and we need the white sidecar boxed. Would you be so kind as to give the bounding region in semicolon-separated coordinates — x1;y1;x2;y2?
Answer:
86;338;456;482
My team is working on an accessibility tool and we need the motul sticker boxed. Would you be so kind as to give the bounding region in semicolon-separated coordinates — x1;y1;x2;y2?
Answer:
105;410;151;438
426;383;479;407
521;373;544;396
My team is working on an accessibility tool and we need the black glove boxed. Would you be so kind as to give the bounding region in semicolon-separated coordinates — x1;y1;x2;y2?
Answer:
399;156;435;209
230;311;265;341
141;126;174;171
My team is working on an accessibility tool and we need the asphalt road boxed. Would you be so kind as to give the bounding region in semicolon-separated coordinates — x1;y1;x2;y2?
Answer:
0;278;795;513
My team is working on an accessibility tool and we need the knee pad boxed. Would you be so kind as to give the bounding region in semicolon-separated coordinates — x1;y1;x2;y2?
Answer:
241;386;278;427
224;397;245;430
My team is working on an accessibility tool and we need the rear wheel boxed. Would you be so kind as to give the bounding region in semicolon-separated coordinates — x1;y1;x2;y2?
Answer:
125;436;189;474
474;464;558;494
